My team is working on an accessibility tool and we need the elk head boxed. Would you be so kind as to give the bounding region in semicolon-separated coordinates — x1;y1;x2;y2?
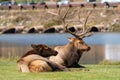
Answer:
31;44;58;57
65;7;95;53
67;37;90;52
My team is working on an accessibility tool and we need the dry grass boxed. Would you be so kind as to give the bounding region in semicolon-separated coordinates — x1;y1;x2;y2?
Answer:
0;8;120;31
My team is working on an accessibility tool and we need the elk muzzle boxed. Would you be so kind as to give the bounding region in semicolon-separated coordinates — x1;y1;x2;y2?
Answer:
87;46;91;51
80;45;91;52
54;51;58;56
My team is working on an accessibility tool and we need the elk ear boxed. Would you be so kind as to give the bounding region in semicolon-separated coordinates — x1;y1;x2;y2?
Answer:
67;37;74;42
31;44;37;49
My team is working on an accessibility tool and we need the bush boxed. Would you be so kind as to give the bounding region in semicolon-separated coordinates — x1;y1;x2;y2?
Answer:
0;0;9;1
43;18;62;28
99;60;120;65
43;21;56;28
112;23;120;32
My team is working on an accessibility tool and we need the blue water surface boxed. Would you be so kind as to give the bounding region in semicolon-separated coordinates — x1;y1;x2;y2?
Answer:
0;32;120;45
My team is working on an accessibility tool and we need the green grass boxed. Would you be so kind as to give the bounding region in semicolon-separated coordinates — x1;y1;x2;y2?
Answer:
0;59;120;80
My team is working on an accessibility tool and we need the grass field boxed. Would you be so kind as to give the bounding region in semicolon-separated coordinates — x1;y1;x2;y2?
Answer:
0;59;120;80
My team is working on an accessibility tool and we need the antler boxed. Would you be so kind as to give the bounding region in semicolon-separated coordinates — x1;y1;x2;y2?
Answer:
66;7;94;39
47;6;70;28
79;8;94;38
65;24;80;38
47;5;94;39
47;6;80;38
58;6;70;28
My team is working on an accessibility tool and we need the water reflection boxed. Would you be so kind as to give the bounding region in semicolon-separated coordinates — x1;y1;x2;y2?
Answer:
105;45;120;61
0;32;120;64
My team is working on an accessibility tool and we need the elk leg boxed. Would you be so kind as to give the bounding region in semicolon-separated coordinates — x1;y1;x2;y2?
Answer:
74;64;86;68
68;64;85;68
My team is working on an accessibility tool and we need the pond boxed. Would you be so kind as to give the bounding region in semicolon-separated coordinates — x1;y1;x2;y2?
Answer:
0;32;120;64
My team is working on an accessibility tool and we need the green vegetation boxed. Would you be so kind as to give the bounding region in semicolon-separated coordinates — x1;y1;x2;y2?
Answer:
99;60;120;65
0;0;9;1
0;59;120;80
112;23;120;32
43;19;61;28
43;20;57;28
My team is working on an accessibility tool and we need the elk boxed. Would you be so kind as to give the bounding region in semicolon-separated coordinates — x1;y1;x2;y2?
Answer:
49;28;91;67
17;44;68;72
21;44;58;58
47;6;94;68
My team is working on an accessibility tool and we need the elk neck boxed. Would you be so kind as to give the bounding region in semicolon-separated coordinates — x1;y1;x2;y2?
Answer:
62;42;77;59
21;49;40;58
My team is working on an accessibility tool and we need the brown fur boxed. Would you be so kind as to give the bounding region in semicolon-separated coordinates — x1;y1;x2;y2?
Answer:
22;44;58;58
49;38;90;68
17;44;68;72
17;54;68;72
29;60;53;72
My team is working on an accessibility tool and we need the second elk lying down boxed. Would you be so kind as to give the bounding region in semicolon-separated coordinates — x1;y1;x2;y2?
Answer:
17;44;68;72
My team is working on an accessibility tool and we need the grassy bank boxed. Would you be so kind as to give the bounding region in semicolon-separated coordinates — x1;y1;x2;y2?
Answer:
0;59;120;80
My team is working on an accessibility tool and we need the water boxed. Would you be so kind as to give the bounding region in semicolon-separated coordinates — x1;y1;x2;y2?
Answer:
0;32;120;64
0;33;70;46
0;32;120;45
85;32;120;45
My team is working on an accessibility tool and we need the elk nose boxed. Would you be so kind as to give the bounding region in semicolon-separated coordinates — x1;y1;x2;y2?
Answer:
87;46;91;51
55;51;58;55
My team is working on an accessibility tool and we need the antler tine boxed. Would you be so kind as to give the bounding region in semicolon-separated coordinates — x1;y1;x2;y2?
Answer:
61;7;70;28
84;8;93;30
65;24;80;38
47;10;58;16
79;8;94;38
47;5;62;16
61;7;80;38
58;5;62;17
82;32;94;38
62;7;70;20
78;7;82;24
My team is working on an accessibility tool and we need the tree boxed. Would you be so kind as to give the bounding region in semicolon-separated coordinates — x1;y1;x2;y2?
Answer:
0;0;10;1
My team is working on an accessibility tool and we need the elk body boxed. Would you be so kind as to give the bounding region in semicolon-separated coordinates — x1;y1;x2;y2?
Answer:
17;44;68;72
49;37;90;67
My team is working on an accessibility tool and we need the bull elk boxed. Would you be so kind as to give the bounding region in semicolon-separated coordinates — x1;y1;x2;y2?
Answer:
17;44;68;72
49;27;92;67
48;6;94;68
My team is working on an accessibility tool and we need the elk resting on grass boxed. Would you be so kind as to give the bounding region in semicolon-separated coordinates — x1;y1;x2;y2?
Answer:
17;44;68;72
49;26;92;68
48;6;93;68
